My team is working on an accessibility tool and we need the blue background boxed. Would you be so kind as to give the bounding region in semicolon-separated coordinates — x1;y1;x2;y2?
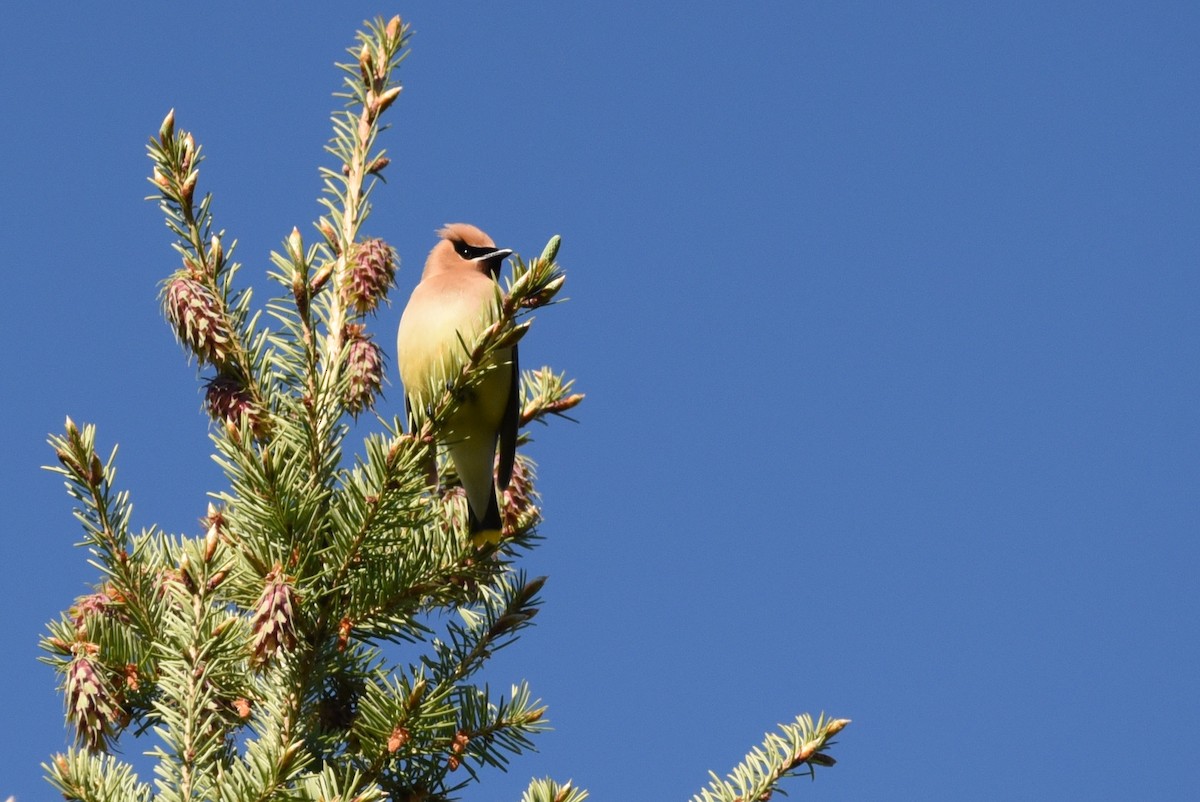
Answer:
3;3;1198;799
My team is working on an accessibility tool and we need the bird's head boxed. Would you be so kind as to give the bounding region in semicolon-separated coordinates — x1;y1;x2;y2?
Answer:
424;223;512;279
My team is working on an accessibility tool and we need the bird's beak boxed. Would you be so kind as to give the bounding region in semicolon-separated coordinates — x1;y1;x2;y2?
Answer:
476;248;512;262
479;248;512;279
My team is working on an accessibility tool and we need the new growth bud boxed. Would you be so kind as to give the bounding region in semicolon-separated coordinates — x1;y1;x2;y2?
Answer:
385;16;403;43
287;227;304;264
387;725;410;753
366;156;391;175
204;504;223;561
318;218;339;252
374;86;402;115
159;108;175;142
181;133;196;171
310;263;334;294
358;44;373;84
521;274;566;309
539;235;561;265
208;234;223;270
825;718;850;736
152;167;170;192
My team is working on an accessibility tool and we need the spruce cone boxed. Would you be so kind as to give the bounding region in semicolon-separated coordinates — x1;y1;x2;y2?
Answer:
66;651;119;752
251;566;298;667
69;586;128;630
163;276;232;365
205;374;265;436
343;238;397;315
345;324;384;414
502;454;541;536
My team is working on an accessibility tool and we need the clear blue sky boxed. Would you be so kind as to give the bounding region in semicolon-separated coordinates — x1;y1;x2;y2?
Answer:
3;2;1198;799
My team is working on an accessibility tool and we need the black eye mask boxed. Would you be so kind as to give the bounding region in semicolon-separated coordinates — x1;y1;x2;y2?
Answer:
453;241;504;261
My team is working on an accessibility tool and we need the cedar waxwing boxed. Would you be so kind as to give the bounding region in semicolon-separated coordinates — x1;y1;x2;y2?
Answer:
396;223;517;546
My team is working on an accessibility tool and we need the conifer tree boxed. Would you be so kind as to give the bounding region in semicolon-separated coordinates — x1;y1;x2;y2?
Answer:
40;16;847;801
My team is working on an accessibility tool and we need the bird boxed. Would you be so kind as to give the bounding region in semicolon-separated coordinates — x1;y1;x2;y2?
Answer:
396;223;517;547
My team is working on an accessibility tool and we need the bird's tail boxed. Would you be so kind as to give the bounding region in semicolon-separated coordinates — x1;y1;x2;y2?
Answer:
468;490;503;548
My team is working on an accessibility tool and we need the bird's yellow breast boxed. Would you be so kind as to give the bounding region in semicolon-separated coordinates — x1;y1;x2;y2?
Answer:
396;273;504;415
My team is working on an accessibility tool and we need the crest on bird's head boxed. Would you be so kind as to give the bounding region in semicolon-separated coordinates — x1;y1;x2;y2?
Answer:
426;223;511;278
437;223;495;249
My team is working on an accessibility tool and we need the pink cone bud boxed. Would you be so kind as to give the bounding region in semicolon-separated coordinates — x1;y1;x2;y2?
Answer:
164;276;232;365
342;238;397;314
66;652;119;752
205;374;264;437
344;324;384;414
251;566;299;667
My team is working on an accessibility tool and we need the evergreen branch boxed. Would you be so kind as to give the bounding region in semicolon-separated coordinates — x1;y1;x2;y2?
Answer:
146;539;254;800
44;750;153;802
425;573;546;687
508;236;566;312
453;681;549;774
421;237;566;438
326;427;432;595
147;112;269;416
293;765;385;802
265;241;345;501
219;661;311;802
688;715;850;802
371;680;548;799
46;419;156;642
340;545;507;646
208;406;341;585
315;16;410;429
346;668;459;788
520;777;589;802
519;367;585;428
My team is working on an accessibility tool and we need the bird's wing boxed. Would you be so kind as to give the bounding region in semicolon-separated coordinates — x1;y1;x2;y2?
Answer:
497;343;519;491
404;395;416;433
